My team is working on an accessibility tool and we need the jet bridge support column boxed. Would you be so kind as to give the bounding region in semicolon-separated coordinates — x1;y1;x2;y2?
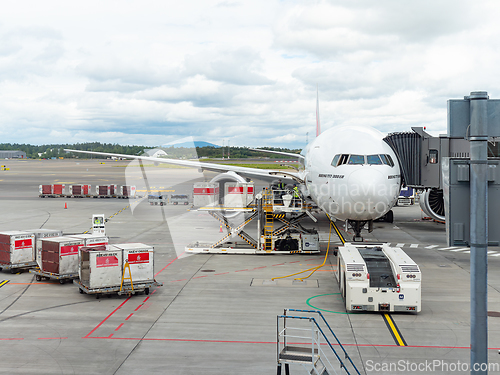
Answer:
469;91;488;375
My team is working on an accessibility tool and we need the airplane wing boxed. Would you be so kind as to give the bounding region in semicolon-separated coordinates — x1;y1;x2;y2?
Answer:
64;149;304;183
249;148;305;160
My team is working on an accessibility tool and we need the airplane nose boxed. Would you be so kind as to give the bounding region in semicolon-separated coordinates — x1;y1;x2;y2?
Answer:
347;168;393;220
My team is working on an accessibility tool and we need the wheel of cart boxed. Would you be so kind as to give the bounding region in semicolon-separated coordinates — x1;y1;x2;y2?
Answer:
36;274;41;281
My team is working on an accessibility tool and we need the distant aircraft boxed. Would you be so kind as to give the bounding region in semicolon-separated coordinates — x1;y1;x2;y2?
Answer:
65;104;401;241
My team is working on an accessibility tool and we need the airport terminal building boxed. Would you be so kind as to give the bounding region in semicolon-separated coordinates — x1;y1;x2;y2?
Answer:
0;150;26;158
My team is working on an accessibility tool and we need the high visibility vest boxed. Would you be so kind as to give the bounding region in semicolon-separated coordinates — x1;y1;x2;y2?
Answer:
293;187;300;198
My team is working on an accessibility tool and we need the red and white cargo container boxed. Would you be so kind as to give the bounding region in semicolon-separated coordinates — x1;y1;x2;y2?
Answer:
22;229;63;268
78;245;123;289
120;185;136;199
70;234;108;247
40;236;84;276
52;184;66;196
113;243;154;283
193;182;219;207
69;184;91;197
39;185;52;197
224;183;254;207
38;184;66;197
75;244;161;295
0;231;36;270
95;184;118;198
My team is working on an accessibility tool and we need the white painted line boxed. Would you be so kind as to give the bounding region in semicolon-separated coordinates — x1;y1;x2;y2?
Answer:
396;243;405;247
425;245;439;249
463;250;471;253
410;244;419;248
437;247;459;251
487;251;497;254
490;253;500;257
450;248;469;252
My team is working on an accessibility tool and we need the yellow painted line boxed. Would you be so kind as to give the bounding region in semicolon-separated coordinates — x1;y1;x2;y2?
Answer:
383;313;407;346
0;280;9;288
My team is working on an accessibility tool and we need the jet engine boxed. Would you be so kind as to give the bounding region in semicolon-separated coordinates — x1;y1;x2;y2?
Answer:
420;188;445;222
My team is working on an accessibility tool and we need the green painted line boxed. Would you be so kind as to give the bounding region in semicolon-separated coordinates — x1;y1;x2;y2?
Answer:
306;293;352;314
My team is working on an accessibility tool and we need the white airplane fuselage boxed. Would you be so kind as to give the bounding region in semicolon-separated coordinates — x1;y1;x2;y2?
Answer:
302;126;401;222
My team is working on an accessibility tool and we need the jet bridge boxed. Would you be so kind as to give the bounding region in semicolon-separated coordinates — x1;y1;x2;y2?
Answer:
185;187;321;255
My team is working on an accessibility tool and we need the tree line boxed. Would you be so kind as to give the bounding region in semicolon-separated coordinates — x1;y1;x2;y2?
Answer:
0;142;302;159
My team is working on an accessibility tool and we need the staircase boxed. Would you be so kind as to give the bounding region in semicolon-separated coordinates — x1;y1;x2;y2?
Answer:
276;309;360;375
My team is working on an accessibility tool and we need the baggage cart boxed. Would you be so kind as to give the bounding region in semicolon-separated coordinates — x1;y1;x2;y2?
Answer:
73;279;162;296
29;267;78;284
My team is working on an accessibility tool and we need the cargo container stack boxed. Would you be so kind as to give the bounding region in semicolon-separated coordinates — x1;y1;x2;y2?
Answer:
120;185;136;199
69;184;91;197
22;229;63;268
0;231;36;272
75;243;161;295
33;236;85;282
70;234;108;247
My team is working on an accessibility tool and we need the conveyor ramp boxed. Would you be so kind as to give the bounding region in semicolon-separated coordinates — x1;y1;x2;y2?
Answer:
357;247;397;288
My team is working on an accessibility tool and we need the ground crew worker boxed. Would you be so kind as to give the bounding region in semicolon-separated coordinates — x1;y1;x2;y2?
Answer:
278;179;286;190
293;184;300;206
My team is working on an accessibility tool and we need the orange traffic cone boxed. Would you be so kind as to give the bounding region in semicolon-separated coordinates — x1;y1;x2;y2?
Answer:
64;202;67;209
219;224;223;233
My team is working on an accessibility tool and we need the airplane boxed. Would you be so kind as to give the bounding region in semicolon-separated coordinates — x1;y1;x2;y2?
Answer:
64;103;401;241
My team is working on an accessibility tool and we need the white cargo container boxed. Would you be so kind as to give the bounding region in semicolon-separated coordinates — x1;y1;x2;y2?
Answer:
224;183;254;207
113;243;154;283
193;182;219;207
120;185;136;198
22;229;63;268
79;245;123;289
70;234;108;247
41;236;85;275
0;231;36;269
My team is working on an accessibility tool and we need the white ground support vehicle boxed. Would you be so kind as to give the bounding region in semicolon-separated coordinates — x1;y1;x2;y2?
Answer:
336;243;421;313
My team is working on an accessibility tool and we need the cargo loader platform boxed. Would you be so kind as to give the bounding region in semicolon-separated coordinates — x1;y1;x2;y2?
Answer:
186;187;321;255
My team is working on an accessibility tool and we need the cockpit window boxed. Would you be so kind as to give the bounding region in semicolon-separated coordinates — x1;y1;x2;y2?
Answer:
380;154;395;167
337;154;349;166
331;154;340;167
348;155;365;165
367;154;382;165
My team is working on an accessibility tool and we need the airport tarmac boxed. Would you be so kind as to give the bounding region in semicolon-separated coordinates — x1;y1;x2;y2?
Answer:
0;159;500;374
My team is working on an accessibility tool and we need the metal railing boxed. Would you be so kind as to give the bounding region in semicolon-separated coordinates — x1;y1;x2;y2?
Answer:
277;309;360;375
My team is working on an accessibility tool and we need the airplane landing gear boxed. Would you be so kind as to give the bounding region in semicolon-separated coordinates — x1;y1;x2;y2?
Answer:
348;219;373;242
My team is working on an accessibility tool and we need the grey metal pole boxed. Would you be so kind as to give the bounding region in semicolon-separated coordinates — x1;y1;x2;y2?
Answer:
469;91;489;374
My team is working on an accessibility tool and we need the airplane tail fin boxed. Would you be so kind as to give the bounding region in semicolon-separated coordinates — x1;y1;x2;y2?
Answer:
316;86;321;137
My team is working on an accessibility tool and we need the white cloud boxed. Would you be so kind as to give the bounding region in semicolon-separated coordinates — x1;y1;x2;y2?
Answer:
0;0;500;148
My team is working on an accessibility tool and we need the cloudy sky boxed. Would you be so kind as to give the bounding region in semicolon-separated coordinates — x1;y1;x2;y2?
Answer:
1;0;499;148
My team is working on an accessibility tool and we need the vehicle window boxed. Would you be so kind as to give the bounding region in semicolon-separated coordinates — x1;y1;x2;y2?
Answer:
348;155;365;165
338;154;349;166
380;154;395;167
429;149;438;164
331;154;340;167
367;154;382;165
